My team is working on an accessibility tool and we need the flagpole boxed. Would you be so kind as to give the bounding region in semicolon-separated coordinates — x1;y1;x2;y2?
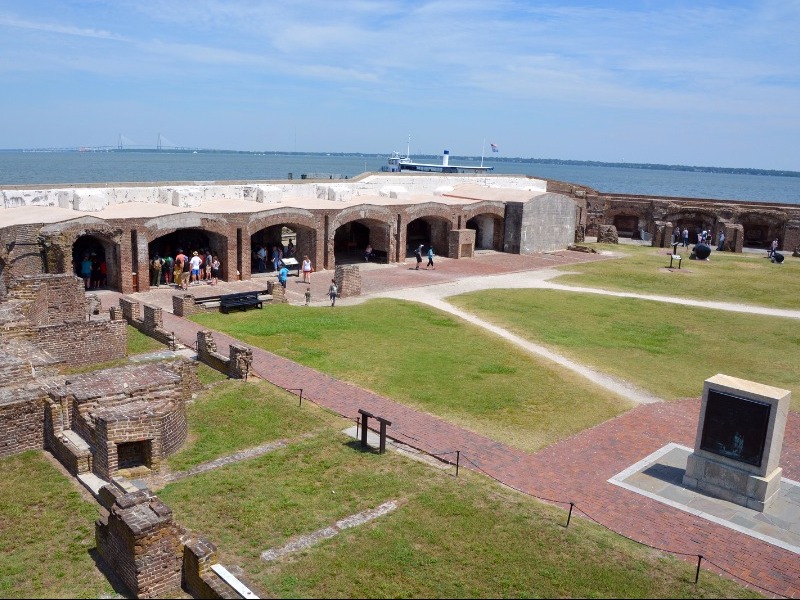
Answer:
481;138;485;167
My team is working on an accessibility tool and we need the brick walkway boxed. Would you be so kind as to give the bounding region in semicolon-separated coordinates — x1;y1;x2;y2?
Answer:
113;251;799;597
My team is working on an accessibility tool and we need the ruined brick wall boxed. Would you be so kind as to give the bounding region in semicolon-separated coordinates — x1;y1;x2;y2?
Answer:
0;392;46;458
334;264;361;298
182;537;241;599
119;298;175;349
95;488;183;598
172;293;203;317
8;274;86;324
35;319;127;367
448;229;476;259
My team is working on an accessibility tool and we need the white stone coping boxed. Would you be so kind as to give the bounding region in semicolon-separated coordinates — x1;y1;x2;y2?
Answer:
210;564;259;599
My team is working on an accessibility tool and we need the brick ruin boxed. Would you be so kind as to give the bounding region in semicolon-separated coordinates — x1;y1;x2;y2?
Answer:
0;270;255;597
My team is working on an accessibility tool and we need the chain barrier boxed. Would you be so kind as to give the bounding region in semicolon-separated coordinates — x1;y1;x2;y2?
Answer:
284;390;789;599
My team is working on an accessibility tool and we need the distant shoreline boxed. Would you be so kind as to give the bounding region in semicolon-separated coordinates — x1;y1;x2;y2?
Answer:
0;147;797;179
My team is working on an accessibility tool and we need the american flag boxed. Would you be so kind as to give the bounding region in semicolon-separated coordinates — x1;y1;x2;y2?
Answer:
490;143;499;152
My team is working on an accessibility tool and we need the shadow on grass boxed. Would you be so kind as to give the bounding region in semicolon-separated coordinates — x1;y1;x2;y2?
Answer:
88;547;134;599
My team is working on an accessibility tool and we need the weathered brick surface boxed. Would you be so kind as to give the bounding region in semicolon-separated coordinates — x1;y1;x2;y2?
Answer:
0;391;46;458
95;487;183;598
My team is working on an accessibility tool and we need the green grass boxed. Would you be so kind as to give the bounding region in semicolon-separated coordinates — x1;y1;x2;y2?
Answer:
159;428;760;599
190;300;632;453
0;452;116;599
555;244;800;308
168;378;332;471
448;289;800;411
59;325;167;375
126;324;166;355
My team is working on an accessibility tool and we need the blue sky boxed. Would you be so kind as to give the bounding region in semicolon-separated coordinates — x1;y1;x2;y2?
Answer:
1;1;798;170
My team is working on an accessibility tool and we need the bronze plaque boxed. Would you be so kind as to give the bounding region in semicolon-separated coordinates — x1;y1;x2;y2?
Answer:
699;390;771;467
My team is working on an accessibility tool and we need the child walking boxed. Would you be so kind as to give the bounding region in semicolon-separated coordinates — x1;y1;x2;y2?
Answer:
328;279;338;306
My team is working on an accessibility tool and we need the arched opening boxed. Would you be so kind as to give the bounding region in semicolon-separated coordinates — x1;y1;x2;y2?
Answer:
72;234;118;291
333;219;390;265
405;217;451;257
612;215;639;239
466;214;503;251
251;223;315;274
738;214;783;249
670;214;715;245
148;228;228;286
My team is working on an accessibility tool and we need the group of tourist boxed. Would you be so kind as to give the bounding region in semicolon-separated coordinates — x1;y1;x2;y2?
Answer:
150;248;220;289
413;244;436;270
78;252;107;290
254;239;297;274
675;227;724;250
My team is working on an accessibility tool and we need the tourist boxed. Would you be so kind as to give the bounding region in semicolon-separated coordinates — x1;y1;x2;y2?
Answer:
80;253;92;290
172;248;186;288
189;251;202;285
98;259;107;288
305;288;311;306
278;264;289;289
301;255;313;283
271;245;283;272
150;253;163;287
162;254;172;286
364;244;373;262
211;255;220;285
91;253;102;288
426;246;435;270
256;245;267;273
682;228;689;247
204;249;213;282
414;244;424;270
328;279;338;306
717;230;726;251
768;238;779;258
287;239;295;257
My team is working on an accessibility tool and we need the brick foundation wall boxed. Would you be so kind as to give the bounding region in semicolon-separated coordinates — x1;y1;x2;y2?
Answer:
334;265;361;298
119;298;175;349
95;488;183;598
0;392;45;458
36;319;127;367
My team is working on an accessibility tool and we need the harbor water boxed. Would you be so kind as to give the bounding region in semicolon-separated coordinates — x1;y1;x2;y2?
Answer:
0;151;798;205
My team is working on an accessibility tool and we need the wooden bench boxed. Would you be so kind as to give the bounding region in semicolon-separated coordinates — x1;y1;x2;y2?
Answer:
220;292;263;313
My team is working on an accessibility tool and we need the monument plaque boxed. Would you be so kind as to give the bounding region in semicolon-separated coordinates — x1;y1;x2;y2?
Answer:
683;374;790;511
699;390;770;467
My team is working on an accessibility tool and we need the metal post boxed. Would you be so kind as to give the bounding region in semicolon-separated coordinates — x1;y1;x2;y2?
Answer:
694;555;702;584
360;415;369;448
566;502;574;528
379;420;387;454
456;450;460;477
356;417;360;440
298;389;303;407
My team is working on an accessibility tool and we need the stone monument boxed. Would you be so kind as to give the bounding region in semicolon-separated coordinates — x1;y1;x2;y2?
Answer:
683;374;790;511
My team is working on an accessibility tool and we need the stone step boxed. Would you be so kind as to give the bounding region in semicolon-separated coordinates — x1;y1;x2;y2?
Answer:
77;472;109;496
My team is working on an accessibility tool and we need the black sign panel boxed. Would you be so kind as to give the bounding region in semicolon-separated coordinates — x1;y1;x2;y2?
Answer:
699;390;771;467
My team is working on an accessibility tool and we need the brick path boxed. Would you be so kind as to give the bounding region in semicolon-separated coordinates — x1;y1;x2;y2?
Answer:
112;251;799;597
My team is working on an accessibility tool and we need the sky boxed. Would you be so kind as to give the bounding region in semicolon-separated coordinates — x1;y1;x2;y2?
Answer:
1;1;798;170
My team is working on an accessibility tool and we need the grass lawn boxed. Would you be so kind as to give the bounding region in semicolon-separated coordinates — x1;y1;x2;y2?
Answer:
448;289;800;411
190;300;632;453
553;243;800;309
168;378;334;471
0;452;116;599
159;427;760;599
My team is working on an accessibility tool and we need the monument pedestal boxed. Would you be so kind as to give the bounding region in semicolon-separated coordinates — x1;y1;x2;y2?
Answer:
682;374;790;513
683;453;782;511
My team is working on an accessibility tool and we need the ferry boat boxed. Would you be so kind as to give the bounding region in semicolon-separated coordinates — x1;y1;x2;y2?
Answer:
383;147;494;174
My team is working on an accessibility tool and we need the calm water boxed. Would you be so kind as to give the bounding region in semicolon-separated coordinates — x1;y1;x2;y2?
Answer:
1;151;798;205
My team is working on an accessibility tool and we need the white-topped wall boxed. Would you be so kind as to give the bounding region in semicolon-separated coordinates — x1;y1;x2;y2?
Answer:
1;174;548;213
